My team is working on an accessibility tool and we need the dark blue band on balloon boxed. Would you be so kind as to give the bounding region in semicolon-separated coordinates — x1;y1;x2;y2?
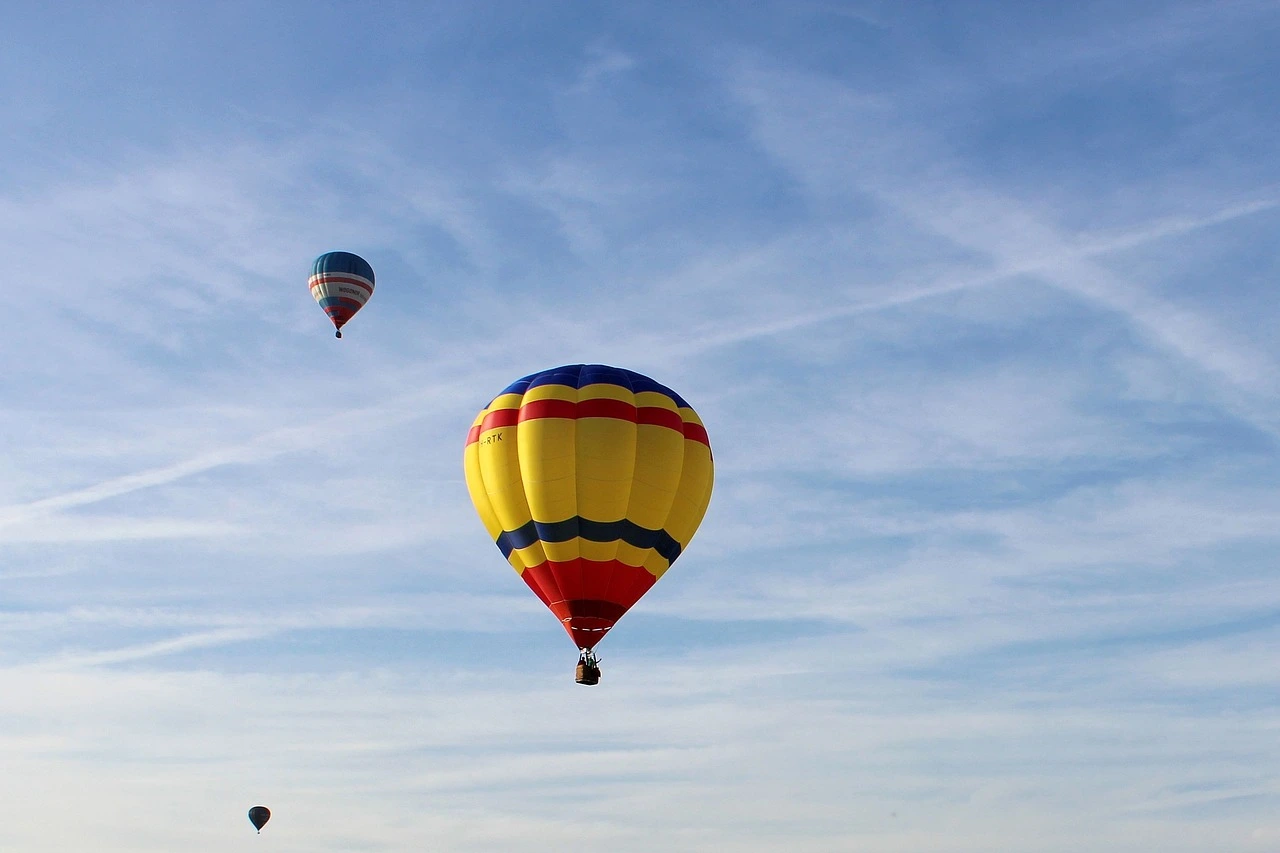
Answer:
493;364;690;409
496;516;682;564
312;251;375;282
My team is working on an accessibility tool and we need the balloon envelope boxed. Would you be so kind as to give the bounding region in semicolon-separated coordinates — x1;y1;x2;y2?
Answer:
248;806;271;832
464;364;713;649
309;251;374;336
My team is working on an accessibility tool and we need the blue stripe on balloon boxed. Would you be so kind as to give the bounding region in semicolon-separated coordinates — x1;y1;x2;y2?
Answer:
312;251;375;283
496;530;516;558
493;364;689;409
495;516;682;564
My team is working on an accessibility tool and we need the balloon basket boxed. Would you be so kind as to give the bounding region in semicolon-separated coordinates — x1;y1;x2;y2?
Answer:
575;662;601;685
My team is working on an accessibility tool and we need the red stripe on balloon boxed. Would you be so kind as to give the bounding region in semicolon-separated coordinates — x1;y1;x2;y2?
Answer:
516;398;692;439
683;421;710;447
479;408;519;433
517;398;578;422
637;406;684;431
577;398;638;421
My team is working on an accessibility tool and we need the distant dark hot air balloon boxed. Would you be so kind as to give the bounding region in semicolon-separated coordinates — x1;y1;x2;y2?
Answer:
309;251;374;338
464;364;714;684
248;805;271;833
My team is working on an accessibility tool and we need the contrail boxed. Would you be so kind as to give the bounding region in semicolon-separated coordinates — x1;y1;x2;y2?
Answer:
0;378;470;526
39;627;272;668
667;194;1278;358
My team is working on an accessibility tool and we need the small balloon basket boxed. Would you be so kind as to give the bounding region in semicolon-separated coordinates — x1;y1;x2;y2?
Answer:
575;649;601;685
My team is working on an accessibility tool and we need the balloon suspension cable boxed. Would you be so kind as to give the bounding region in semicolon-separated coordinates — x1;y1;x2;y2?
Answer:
578;648;600;667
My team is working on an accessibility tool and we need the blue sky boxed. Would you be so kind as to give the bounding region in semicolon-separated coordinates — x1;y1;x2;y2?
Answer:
2;1;1279;850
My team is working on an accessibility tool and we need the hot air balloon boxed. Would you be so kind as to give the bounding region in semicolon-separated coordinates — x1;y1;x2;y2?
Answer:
248;805;271;833
464;364;714;684
309;251;374;338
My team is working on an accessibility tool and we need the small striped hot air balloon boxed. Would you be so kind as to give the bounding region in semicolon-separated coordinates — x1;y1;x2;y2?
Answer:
464;364;714;684
309;251;374;338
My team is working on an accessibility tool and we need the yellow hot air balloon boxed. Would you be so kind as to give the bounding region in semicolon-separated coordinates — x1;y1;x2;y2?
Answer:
464;364;714;683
